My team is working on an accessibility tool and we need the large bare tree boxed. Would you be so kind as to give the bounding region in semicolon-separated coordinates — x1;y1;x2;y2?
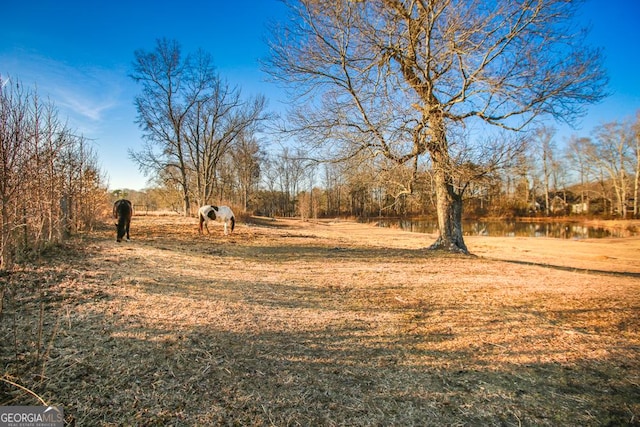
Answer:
184;86;267;207
265;0;607;252
131;39;267;215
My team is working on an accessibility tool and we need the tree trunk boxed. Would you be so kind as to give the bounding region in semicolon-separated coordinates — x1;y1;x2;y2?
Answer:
181;178;191;217
634;117;640;218
183;193;191;217
634;152;639;217
426;122;469;254
428;166;468;253
0;197;12;269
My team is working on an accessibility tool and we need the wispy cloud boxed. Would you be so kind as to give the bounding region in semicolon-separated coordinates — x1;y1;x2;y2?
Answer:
0;51;129;133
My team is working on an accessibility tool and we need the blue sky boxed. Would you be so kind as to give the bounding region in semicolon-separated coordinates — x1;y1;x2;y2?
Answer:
1;0;639;191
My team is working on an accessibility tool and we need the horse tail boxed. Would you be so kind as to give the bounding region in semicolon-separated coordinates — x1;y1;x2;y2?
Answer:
231;216;235;232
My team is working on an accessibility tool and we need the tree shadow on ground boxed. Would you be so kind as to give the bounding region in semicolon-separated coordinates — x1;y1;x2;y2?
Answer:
2;222;638;426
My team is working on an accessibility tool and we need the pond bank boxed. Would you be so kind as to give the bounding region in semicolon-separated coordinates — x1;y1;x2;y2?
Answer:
369;217;640;239
284;217;640;275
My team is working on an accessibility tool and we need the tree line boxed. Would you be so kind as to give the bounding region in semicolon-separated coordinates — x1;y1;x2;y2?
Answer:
0;76;107;269
126;111;640;223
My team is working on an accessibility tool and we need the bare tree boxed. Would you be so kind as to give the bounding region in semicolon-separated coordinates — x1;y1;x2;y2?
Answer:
632;112;640;218
0;77;28;267
131;39;268;215
130;39;201;215
533;126;557;215
184;83;268;207
231;131;264;211
265;0;607;252
323;162;348;216
591;121;634;218
566;136;594;213
274;147;308;216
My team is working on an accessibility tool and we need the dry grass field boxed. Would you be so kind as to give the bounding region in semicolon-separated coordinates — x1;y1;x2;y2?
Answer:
1;215;639;426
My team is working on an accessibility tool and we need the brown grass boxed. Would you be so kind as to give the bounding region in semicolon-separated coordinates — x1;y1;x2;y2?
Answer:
1;215;639;426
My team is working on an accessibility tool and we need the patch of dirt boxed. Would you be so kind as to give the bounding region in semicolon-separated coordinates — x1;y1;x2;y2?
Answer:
1;215;639;426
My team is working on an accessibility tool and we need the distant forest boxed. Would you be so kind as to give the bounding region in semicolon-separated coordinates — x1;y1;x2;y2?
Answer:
124;112;640;221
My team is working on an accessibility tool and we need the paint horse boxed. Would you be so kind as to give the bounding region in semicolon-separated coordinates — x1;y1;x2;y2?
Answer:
198;205;235;235
113;199;132;242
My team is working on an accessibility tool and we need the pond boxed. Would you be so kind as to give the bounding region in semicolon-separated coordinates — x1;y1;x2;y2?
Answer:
373;218;637;239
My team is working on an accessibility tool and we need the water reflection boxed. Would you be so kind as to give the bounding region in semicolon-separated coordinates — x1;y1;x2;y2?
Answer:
375;219;635;239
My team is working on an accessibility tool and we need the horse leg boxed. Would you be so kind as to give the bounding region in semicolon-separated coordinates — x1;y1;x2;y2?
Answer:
223;220;228;235
199;215;208;234
125;219;131;241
